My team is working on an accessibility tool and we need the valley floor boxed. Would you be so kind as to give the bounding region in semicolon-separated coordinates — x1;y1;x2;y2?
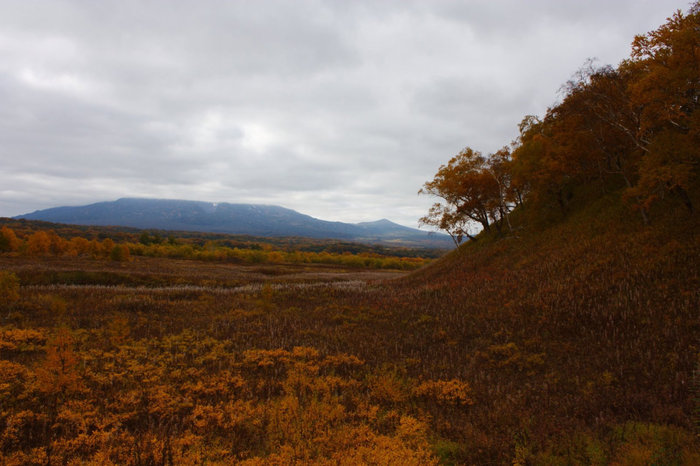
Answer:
0;238;698;464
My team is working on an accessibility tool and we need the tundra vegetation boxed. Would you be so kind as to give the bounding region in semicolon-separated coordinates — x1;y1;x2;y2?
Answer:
1;5;699;465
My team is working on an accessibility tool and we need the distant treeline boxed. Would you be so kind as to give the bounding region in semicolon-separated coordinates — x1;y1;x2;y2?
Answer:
0;221;432;270
1;218;444;258
421;5;699;243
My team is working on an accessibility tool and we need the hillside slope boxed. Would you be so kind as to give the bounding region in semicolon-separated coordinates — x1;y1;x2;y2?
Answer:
387;194;699;463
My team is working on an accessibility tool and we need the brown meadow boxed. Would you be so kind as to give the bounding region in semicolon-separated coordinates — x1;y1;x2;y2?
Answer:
0;192;698;465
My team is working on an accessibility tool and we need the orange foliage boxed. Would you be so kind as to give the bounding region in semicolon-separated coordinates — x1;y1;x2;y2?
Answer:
425;3;699;234
413;378;474;406
26;231;51;256
0;227;20;252
35;327;80;395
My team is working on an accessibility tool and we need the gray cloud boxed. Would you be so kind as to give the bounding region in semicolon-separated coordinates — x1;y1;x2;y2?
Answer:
0;0;685;227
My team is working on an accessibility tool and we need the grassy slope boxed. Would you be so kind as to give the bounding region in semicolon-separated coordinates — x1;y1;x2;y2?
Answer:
392;192;699;462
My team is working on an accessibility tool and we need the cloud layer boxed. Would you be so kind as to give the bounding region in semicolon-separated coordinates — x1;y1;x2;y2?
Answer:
0;0;686;226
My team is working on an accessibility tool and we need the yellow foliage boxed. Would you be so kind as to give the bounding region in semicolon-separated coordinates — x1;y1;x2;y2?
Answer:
35;327;80;395
369;372;408;405
0;326;46;352
106;316;130;346
0;360;27;402
101;238;115;256
26;230;51;255
413;378;474;406
397;415;429;445
69;236;91;256
0;226;20;252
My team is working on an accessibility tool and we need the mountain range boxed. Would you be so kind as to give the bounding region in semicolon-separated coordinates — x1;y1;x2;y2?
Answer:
16;198;451;248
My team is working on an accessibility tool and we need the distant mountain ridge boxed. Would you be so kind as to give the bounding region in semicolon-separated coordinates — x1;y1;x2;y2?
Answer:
16;198;451;248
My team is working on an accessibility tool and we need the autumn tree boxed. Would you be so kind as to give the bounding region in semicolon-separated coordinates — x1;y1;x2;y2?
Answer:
69;236;90;256
419;202;473;246
626;5;700;212
420;147;516;243
485;147;517;232
26;231;51;256
541;65;651;222
509;116;540;201
48;230;68;255
509;114;582;215
101;238;115;257
0;226;20;252
577;67;650;220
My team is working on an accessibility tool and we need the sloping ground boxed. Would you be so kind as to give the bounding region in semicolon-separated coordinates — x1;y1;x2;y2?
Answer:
389;194;699;462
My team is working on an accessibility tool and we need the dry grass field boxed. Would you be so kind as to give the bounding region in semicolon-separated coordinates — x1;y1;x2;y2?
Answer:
1;196;698;465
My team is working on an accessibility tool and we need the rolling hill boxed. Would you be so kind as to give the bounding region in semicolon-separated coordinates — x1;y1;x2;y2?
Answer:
15;198;452;248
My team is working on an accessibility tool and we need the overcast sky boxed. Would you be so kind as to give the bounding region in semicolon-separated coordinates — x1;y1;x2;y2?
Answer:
0;0;689;227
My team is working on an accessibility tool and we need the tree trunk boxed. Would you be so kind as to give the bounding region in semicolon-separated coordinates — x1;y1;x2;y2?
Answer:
620;172;650;225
